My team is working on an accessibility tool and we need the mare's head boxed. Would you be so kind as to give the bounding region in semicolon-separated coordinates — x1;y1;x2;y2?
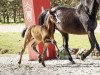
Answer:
81;0;100;14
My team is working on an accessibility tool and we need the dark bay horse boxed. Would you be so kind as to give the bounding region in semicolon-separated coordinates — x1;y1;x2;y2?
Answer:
40;0;100;64
18;10;58;67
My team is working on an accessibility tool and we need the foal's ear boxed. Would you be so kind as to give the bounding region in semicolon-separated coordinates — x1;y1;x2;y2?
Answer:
49;10;54;16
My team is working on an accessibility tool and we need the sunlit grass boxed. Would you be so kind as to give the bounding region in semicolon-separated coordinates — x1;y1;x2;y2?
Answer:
97;20;100;24
0;32;100;54
0;32;23;54
55;32;100;49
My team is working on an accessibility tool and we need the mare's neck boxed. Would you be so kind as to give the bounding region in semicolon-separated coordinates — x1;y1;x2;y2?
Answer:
90;0;99;20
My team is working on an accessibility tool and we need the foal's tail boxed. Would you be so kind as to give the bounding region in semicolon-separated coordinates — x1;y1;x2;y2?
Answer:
24;26;33;42
21;28;27;38
21;25;34;38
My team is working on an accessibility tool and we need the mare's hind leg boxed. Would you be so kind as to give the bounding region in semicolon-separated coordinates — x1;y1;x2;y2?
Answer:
81;31;100;60
62;33;75;64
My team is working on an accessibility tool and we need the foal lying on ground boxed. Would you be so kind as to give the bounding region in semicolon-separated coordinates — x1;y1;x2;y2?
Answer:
18;11;59;67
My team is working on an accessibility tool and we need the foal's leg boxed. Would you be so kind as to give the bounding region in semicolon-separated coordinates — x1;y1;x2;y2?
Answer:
51;34;60;58
18;32;32;64
39;42;49;67
31;40;40;56
81;30;100;60
62;33;75;64
52;40;60;58
39;39;51;67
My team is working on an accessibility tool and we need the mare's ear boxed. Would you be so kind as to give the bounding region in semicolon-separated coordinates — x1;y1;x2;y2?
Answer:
81;0;94;14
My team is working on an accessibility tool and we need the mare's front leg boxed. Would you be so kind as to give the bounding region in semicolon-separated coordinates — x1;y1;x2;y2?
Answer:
62;33;75;64
81;30;100;60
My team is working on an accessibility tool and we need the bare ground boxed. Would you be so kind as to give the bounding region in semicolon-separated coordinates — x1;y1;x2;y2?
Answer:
0;24;100;33
0;54;100;75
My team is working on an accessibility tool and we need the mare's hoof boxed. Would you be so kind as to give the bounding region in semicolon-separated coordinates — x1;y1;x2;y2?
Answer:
56;54;60;59
81;54;86;60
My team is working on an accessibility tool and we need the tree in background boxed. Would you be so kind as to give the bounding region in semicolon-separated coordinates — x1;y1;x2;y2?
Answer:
0;0;23;23
51;0;80;7
51;0;100;20
0;0;99;23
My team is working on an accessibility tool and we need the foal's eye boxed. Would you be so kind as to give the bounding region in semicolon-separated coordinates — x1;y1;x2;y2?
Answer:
51;16;53;18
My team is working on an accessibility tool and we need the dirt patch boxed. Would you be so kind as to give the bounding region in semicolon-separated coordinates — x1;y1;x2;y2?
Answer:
0;54;100;75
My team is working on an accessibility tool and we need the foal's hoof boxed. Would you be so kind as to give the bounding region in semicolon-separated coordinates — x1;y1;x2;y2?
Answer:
81;54;86;60
42;61;46;67
67;61;75;65
38;55;42;63
18;61;21;65
72;61;75;64
76;56;80;59
39;58;42;63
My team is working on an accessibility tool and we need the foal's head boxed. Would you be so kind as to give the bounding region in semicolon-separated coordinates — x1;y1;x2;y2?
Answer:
44;10;57;29
44;10;57;24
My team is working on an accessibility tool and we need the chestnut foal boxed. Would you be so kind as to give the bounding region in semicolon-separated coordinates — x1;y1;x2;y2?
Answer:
18;10;58;67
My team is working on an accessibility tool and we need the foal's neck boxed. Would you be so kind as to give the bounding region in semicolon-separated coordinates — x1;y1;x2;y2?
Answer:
44;18;55;34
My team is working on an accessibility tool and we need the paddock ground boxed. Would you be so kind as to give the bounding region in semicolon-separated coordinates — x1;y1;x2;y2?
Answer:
0;24;100;33
0;54;100;75
0;24;100;75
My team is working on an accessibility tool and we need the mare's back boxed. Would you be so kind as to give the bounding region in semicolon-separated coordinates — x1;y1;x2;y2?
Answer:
51;7;80;25
51;6;86;34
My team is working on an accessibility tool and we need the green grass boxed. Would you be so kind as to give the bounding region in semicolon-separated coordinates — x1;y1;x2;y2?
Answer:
0;23;24;25
0;32;23;54
54;32;100;49
0;32;100;54
97;20;100;24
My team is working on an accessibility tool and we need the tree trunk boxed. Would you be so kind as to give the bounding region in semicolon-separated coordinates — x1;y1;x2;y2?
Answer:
6;12;9;23
18;10;21;22
3;12;6;23
0;16;1;22
13;9;16;23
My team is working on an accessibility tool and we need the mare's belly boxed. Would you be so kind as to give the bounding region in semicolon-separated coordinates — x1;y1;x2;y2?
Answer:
57;24;87;35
